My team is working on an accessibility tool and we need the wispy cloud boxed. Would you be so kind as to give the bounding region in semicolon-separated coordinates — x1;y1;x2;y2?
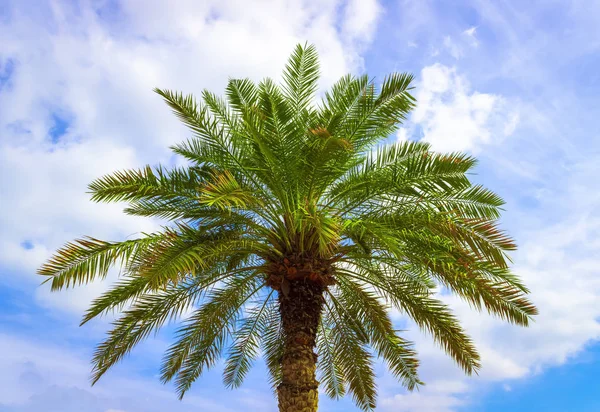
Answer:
401;63;519;153
2;0;600;411
380;1;600;410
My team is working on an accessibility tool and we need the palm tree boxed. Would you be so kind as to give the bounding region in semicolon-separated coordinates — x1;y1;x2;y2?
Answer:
39;44;537;412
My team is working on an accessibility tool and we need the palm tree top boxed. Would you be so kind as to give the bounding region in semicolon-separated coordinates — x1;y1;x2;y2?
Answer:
39;43;537;411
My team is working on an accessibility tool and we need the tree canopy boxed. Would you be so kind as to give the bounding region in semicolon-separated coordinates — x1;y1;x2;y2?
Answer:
39;43;537;411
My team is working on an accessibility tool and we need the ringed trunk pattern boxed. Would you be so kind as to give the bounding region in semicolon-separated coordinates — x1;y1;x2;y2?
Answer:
277;279;324;412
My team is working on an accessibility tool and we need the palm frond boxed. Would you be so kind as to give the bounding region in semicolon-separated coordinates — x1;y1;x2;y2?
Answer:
81;275;151;325
316;318;347;399
281;43;320;115
336;264;481;375
261;297;285;391
336;278;422;390
160;275;263;398
88;165;210;204
90;276;208;384
323;295;377;411
223;290;276;388
38;233;167;290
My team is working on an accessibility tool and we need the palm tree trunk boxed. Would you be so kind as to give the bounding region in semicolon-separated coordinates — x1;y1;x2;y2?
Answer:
277;279;324;412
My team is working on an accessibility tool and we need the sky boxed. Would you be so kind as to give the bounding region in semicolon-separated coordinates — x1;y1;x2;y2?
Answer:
1;0;600;411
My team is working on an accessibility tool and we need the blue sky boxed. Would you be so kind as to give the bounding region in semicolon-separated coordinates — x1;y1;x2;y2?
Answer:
1;0;599;411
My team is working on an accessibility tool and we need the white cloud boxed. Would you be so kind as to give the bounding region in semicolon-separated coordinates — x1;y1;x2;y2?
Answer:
441;27;480;60
0;0;382;314
462;26;479;47
0;139;160;314
0;333;240;412
443;36;463;59
383;26;600;406
405;63;519;153
380;157;600;411
3;2;600;412
0;0;383;409
341;0;382;44
381;391;466;412
396;127;409;142
463;26;477;37
503;111;520;136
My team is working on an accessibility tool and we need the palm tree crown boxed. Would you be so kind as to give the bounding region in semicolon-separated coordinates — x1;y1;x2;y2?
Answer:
39;44;537;411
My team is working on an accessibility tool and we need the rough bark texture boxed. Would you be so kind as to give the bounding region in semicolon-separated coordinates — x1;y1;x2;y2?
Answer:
277;279;324;412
